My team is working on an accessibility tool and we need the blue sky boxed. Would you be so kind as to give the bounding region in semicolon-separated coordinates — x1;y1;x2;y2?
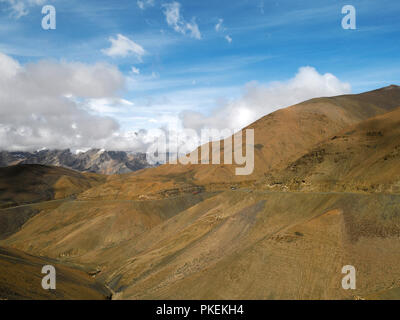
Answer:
0;0;399;151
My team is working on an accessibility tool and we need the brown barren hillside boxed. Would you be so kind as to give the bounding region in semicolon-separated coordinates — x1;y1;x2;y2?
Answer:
0;164;106;209
0;246;109;300
2;192;216;264
0;164;106;240
5;191;399;299
262;106;400;193
99;191;400;300
78;85;400;201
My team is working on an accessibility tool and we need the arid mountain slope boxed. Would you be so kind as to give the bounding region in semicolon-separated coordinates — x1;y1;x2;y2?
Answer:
0;246;109;300
0;164;107;241
102;191;400;300
78;85;400;201
2;193;217;267
262;106;400;193
6;190;399;299
0;164;106;209
0;199;66;240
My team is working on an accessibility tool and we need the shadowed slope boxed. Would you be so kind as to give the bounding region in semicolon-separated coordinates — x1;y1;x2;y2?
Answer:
1;193;218;268
0;164;106;209
0;246;110;300
0;164;107;241
0;199;66;240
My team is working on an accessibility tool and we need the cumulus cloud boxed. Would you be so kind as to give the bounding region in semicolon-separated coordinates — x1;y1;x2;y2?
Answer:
102;34;146;60
180;66;351;132
162;2;201;39
0;55;352;155
225;35;232;43
0;52;150;151
0;51;20;77
0;0;47;18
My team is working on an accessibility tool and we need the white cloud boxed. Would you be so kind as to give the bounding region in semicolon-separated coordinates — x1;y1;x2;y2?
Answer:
0;52;176;152
137;0;154;10
180;66;351;132
215;18;224;32
215;18;231;43
0;50;20;77
102;34;146;60
162;2;201;39
163;2;182;32
131;66;140;74
0;52;148;151
186;19;201;40
0;0;47;18
84;98;134;114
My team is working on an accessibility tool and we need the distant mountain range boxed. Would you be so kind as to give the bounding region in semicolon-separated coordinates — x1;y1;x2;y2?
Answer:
0;149;154;174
